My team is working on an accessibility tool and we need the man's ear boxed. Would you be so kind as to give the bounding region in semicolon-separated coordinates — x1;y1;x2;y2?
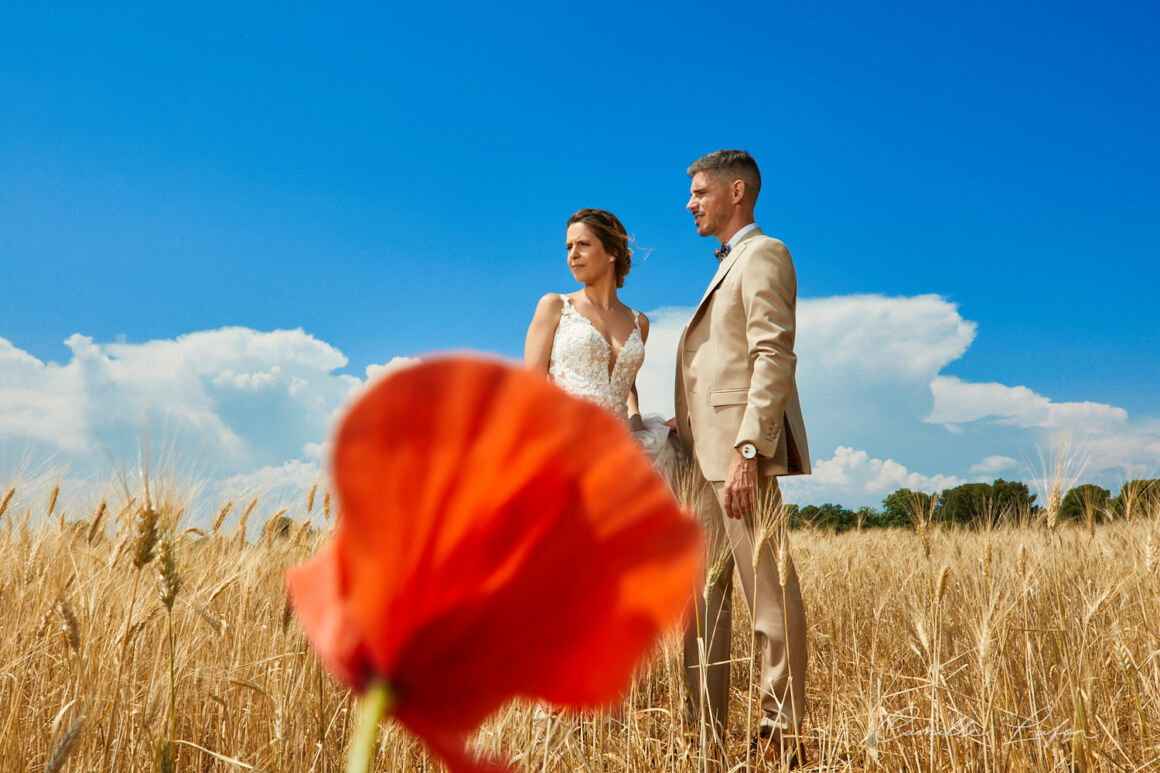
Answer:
731;179;746;204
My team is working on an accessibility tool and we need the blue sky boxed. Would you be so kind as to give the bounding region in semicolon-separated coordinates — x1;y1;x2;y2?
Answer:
2;1;1158;511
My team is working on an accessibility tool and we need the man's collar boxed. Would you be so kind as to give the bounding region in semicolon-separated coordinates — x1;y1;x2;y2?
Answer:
725;222;760;251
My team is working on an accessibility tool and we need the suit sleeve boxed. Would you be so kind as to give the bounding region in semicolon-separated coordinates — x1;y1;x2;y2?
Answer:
736;239;797;457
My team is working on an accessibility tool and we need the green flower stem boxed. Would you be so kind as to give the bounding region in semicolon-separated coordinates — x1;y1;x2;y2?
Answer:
347;681;395;773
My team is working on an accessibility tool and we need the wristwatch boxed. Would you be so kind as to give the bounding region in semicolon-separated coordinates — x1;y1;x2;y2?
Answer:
738;442;758;460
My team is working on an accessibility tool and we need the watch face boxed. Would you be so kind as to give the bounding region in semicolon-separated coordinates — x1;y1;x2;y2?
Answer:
741;443;757;459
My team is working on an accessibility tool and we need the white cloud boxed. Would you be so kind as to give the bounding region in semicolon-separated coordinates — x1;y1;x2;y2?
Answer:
636;294;976;419
799;294;976;380
364;356;420;384
928;376;1128;431
634;307;688;419
928;375;1160;478
780;446;965;504
1078;428;1160;480
970;455;1020;475
0;337;89;453
0;327;365;477
221;459;323;506
302;441;329;462
0;328;427;526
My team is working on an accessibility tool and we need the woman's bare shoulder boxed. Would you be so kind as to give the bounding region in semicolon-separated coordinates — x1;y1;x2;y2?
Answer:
534;293;566;313
635;309;650;341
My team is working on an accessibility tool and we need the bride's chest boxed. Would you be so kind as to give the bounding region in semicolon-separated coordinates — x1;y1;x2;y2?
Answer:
554;315;642;373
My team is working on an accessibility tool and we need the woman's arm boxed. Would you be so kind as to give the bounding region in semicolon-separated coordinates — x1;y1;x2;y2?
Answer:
626;313;650;430
524;293;564;373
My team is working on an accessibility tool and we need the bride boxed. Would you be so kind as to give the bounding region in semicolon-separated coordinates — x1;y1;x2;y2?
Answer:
524;208;675;475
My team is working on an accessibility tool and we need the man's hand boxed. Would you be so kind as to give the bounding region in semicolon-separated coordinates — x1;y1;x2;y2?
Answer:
723;450;758;519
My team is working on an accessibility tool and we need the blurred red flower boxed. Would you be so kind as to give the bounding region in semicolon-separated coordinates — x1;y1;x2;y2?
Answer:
285;357;702;772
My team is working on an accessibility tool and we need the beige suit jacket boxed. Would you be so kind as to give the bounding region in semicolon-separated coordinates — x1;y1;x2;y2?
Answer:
674;227;810;482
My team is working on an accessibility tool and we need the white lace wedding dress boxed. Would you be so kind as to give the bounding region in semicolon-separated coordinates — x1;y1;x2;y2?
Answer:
548;294;677;476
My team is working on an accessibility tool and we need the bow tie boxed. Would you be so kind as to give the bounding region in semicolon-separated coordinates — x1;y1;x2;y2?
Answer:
714;244;731;262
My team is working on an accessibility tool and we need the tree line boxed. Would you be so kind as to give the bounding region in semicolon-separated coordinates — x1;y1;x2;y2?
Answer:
788;478;1160;532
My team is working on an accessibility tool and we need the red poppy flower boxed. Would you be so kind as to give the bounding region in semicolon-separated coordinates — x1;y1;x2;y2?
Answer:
285;357;703;772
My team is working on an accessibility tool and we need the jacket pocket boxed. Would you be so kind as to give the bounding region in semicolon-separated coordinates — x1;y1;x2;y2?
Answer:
709;387;749;407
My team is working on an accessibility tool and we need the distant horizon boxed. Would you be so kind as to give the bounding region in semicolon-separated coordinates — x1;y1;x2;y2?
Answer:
0;441;1147;531
0;322;1153;520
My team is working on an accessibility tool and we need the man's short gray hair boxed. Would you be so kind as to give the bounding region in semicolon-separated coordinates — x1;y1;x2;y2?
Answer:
687;149;761;199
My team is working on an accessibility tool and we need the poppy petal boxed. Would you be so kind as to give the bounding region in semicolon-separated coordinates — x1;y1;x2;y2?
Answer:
399;717;512;773
287;357;703;769
284;542;372;690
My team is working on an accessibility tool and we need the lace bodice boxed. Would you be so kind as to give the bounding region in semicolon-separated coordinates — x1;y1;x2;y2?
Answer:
549;294;644;421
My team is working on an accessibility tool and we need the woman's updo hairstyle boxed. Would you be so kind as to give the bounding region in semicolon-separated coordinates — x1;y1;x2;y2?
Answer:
567;208;633;288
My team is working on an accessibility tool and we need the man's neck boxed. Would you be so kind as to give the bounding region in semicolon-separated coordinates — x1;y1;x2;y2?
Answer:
717;219;757;247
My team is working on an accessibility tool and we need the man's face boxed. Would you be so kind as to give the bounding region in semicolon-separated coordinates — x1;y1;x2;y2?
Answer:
686;171;730;238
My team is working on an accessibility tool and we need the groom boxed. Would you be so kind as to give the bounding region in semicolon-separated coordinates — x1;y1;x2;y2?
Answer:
673;149;811;760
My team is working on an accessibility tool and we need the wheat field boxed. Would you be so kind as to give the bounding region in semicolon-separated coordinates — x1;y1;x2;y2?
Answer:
2;474;1158;772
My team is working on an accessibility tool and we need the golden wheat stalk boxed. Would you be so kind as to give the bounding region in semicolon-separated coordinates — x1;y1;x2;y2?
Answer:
211;501;233;535
132;506;159;569
981;534;993;586
195;605;223;635
46;717;84;773
55;597;81;654
262;508;288;544
234;497;258;546
86;500;108;544
111;496;136;538
935;564;951;608
0;485;14;522
291;518;312;546
1046;482;1061;531
156;538;180;611
46;483;60;518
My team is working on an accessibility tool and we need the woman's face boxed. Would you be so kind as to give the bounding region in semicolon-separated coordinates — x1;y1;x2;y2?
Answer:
565;222;615;284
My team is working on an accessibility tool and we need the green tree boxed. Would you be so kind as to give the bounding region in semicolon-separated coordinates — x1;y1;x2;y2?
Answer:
937;483;992;525
854;506;881;529
799;503;858;533
937;479;1035;526
881;488;934;528
1059;484;1111;522
1112;479;1160;519
991;479;1037;523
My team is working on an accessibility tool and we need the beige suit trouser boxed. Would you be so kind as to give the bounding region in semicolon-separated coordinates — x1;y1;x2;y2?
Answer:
682;468;808;739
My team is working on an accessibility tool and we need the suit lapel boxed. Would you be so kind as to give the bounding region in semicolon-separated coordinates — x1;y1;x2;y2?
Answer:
690;226;764;320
